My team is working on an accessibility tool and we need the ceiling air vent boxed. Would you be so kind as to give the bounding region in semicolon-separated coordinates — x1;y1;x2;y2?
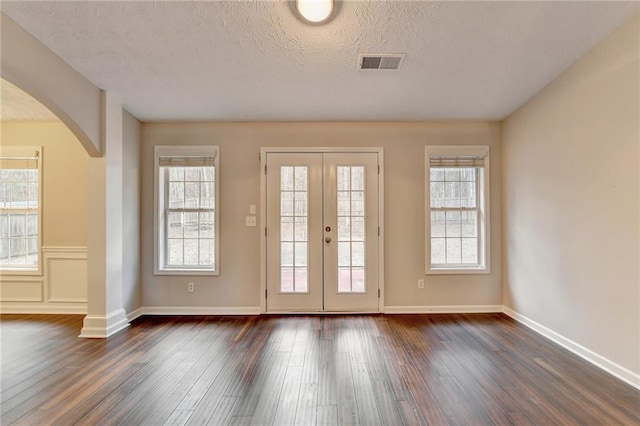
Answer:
359;53;405;70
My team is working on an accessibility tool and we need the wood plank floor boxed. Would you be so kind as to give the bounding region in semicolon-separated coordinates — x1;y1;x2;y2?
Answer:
1;313;638;425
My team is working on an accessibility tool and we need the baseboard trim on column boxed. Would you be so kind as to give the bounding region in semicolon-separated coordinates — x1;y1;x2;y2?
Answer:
79;308;130;338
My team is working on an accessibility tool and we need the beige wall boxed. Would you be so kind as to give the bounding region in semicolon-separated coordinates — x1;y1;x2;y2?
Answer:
141;122;502;309
1;121;88;247
502;14;639;375
0;121;89;313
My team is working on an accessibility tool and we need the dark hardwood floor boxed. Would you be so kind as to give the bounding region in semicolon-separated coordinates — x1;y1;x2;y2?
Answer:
1;313;638;425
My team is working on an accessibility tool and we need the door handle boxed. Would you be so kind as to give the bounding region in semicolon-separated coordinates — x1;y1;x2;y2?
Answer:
325;236;332;244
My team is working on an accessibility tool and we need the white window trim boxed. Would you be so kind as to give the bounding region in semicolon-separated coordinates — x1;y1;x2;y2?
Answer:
154;145;220;276
0;146;43;276
425;145;490;275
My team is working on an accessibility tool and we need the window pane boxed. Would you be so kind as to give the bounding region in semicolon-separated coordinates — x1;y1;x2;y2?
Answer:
337;192;350;216
430;182;444;208
445;168;459;181
445;211;461;237
169;167;184;181
281;167;293;191
0;239;7;262
338;242;351;267
27;214;37;237
294;167;307;191
338;267;351;292
199;239;213;265
294;217;307;241
199;212;214;238
184;167;200;181
28;183;38;208
184;182;199;208
430;168;445;181
351;167;364;191
462;238;478;264
169;182;184;209
431;238;445;264
183;212;198;238
351;192;364;216
294;268;308;292
0;183;8;208
168;239;183;264
352;268;365;293
337;167;350;191
168;212;183;238
461;182;476;208
445;182;460;208
294;242;307;267
281;267;294;292
10;214;25;237
294;191;307;216
10;238;25;261
352;242;365;267
200;182;214;208
0;215;7;238
184;239;199;265
446;238;462;264
281;242;293;267
431;211;445;238
281;191;294;216
281;217;294;241
337;217;350;241
351;217;365;241
461;212;477;237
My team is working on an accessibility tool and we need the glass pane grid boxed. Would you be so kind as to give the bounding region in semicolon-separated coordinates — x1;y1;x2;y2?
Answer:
0;167;39;267
280;166;308;293
430;167;480;267
165;166;215;269
337;166;366;293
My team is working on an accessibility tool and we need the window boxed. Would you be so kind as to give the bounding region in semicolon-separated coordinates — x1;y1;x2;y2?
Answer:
426;146;490;274
0;147;42;273
154;146;219;275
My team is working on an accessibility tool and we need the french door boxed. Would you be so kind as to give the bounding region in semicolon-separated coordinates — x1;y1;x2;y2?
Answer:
264;151;380;312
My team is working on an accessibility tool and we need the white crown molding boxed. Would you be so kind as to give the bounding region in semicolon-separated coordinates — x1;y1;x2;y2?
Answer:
503;306;640;390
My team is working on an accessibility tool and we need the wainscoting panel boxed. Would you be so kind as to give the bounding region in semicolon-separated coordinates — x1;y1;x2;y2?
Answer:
0;279;43;302
0;246;87;314
45;247;88;303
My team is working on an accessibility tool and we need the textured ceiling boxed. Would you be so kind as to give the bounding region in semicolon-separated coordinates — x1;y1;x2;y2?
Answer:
1;1;637;122
0;78;59;121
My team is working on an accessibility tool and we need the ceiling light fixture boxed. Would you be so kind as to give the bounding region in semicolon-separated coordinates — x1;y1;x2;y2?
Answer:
296;0;334;24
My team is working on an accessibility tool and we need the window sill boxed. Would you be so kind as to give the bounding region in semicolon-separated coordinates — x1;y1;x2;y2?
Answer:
154;268;219;277
427;266;490;275
0;267;42;277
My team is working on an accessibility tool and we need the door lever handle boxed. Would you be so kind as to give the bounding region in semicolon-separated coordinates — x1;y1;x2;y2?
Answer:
325;237;332;244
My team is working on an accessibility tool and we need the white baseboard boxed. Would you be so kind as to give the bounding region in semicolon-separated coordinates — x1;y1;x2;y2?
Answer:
126;307;144;322
142;306;261;316
79;308;129;338
384;305;503;314
502;306;640;390
0;303;87;314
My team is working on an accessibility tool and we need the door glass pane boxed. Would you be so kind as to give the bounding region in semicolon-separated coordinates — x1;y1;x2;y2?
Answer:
280;166;308;293
336;166;366;293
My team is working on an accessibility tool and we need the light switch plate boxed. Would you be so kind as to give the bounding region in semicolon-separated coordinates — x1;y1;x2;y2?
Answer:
246;216;257;227
249;204;256;214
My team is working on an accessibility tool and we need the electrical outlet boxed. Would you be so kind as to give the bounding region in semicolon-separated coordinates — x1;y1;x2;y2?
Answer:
418;279;424;289
187;282;195;293
246;216;257;227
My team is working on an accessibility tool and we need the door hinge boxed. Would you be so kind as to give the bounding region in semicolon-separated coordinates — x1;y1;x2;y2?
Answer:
265;227;267;237
265;289;268;298
378;164;380;174
378;226;380;236
378;288;381;298
264;165;267;174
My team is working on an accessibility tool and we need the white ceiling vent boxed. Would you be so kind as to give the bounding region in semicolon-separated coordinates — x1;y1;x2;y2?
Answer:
358;53;405;70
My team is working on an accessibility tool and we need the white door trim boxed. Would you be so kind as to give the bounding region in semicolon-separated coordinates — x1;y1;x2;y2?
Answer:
260;147;385;314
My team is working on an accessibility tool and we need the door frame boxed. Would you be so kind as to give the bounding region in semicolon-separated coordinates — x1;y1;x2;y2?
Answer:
259;147;385;314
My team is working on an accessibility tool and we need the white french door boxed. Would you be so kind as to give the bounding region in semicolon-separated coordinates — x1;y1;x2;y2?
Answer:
264;151;380;313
